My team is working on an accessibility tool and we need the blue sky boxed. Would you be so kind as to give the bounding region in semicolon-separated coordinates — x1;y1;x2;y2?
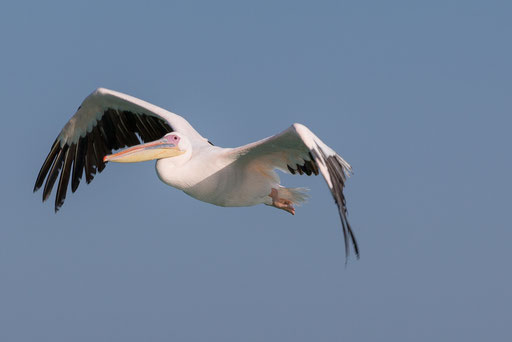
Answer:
1;1;511;341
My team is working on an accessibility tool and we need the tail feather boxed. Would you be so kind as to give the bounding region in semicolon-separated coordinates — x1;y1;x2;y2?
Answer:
277;186;309;205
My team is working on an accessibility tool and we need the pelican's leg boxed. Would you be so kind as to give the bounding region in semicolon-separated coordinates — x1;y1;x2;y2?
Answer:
269;188;295;215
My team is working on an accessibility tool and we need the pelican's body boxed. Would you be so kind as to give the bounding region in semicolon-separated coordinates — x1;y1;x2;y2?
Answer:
156;145;250;206
161;146;284;208
34;88;359;258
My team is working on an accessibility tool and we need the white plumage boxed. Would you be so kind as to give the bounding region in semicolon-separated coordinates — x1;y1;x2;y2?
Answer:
34;88;359;258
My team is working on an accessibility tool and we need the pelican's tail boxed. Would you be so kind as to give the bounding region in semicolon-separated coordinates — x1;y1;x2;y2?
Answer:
277;186;309;206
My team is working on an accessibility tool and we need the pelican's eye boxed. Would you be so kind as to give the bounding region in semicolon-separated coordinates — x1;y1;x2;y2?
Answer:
165;134;180;144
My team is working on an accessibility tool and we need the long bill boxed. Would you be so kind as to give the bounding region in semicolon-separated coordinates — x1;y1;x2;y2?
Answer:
103;138;184;163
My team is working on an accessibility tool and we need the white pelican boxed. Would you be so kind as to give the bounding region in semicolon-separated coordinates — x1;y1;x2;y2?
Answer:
34;88;359;258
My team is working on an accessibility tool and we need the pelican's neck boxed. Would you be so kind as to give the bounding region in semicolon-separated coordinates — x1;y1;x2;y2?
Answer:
155;145;231;191
155;147;193;189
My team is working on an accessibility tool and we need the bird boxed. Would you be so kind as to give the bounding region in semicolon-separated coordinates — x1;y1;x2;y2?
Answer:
34;88;359;258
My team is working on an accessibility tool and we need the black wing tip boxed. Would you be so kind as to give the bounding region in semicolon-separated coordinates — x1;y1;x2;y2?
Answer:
71;181;79;193
343;214;360;259
341;219;360;262
286;159;318;176
35;108;175;212
34;138;61;195
348;226;360;259
338;191;359;261
316;150;359;261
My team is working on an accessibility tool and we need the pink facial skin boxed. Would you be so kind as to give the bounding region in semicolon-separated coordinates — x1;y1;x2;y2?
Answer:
164;134;180;145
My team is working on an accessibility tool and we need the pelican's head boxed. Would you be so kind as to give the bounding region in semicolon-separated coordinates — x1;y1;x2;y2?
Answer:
104;132;188;163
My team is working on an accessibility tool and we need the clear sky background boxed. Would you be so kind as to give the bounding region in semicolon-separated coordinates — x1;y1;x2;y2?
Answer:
1;1;511;341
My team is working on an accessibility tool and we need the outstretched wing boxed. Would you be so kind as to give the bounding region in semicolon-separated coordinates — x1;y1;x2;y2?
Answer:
34;88;210;212
230;123;359;258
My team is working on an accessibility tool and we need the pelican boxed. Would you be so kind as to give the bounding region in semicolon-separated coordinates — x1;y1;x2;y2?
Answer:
34;88;359;258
